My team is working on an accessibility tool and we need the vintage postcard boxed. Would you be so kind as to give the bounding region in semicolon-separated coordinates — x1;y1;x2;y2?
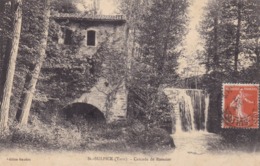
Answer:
0;0;259;166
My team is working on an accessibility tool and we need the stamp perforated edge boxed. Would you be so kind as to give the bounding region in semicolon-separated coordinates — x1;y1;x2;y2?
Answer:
221;83;259;129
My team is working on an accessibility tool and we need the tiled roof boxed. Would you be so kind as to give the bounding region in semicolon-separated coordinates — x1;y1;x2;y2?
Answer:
51;13;126;22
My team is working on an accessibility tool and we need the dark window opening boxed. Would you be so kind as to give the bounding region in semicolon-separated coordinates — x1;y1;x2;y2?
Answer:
64;28;73;45
87;30;96;46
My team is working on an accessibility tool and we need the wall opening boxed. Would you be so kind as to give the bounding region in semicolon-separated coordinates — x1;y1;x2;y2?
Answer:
61;103;106;125
87;30;96;46
64;28;73;45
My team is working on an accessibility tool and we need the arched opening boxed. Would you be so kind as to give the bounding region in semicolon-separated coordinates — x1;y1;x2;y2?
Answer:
61;103;106;125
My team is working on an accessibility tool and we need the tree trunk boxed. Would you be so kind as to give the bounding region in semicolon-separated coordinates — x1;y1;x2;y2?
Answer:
0;3;4;58
0;2;12;102
256;38;259;67
131;27;136;58
255;38;260;82
234;0;242;72
213;11;219;71
0;39;11;101
125;23;130;73
0;0;22;129
0;3;6;101
19;0;50;125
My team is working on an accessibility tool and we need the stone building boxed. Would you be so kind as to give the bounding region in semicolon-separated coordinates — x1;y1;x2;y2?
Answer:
47;13;128;123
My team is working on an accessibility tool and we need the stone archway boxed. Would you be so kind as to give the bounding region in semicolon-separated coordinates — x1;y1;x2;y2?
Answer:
61;102;106;124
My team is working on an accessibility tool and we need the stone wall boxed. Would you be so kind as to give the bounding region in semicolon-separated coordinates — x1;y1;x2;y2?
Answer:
74;78;127;122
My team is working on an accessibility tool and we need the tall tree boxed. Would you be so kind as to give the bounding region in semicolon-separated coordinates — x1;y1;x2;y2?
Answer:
234;0;242;72
201;0;259;74
51;0;85;14
118;0;151;75
240;0;259;68
137;0;188;86
200;0;232;73
0;0;22;129
18;0;51;125
127;0;189;125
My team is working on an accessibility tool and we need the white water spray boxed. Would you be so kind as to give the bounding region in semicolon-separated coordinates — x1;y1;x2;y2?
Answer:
204;93;209;131
163;88;209;134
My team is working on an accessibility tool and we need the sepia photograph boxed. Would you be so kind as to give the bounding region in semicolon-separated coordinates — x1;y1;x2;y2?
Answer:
0;0;259;165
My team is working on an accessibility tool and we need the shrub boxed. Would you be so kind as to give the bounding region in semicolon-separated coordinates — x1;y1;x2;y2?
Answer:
99;128;123;140
1;115;90;150
125;121;175;151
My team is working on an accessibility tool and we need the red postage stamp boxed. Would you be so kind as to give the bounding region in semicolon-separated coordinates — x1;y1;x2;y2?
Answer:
222;84;259;129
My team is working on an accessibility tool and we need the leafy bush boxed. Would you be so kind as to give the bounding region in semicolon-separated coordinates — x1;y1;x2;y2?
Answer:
0;115;90;150
99;128;123;140
125;121;175;150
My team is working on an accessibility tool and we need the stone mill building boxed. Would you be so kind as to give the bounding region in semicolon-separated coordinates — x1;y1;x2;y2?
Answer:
41;13;129;123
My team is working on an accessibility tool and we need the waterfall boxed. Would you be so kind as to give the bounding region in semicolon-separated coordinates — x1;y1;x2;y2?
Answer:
204;93;209;131
178;90;195;132
163;88;209;134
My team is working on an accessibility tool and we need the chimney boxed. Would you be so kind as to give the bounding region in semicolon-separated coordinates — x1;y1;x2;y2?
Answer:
93;0;100;15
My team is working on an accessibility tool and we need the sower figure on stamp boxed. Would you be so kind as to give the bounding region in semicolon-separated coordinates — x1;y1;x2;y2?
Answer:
230;88;254;120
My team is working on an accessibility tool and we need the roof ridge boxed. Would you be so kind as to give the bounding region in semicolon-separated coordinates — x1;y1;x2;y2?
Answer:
51;13;126;21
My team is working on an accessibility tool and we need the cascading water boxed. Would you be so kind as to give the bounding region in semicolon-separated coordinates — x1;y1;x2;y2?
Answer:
163;88;209;134
204;93;209;131
178;90;195;132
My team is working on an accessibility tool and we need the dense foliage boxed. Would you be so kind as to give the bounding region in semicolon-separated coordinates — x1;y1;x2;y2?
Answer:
121;0;189;128
200;0;259;135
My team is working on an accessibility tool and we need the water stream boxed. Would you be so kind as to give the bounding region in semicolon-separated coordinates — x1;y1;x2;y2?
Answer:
172;131;223;154
163;88;222;153
164;88;209;133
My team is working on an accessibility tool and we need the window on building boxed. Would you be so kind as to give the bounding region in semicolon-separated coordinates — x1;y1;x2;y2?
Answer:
64;28;73;45
87;30;96;46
